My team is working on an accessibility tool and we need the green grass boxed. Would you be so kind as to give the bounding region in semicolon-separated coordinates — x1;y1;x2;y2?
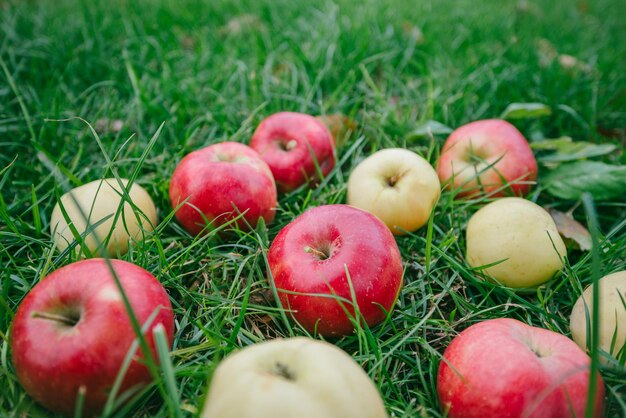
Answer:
1;0;625;416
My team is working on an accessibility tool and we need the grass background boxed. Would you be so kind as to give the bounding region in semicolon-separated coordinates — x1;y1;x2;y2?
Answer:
1;0;625;416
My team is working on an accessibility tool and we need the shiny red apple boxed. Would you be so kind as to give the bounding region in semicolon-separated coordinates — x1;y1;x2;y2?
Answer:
267;204;403;336
437;318;605;418
250;112;335;192
10;259;175;417
436;119;537;198
169;141;277;235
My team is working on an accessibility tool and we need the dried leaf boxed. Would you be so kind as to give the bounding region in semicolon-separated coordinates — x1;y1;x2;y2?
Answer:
549;209;592;251
316;114;357;147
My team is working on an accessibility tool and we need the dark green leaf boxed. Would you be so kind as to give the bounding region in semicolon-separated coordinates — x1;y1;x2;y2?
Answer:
501;102;552;120
543;161;626;200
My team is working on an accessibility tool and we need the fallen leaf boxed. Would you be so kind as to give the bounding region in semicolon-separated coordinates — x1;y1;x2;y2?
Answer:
316;114;357;147
501;102;552;120
549;209;592;251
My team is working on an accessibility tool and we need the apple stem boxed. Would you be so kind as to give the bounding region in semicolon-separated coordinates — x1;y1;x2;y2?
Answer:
32;311;79;326
273;361;296;380
278;139;297;151
303;245;329;260
386;169;409;187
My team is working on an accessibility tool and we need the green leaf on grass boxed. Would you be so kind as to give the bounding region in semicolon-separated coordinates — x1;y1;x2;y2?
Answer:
501;102;552;120
408;120;453;139
538;142;617;163
544;161;626;200
531;137;574;150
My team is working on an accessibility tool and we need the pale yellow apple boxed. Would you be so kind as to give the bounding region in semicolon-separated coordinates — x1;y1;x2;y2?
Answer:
570;271;626;366
347;148;440;235
201;337;388;418
50;178;157;257
466;197;566;288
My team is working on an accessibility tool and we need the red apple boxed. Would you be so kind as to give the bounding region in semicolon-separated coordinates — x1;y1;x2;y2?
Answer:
250;112;335;192
10;259;175;417
437;318;605;418
169;141;277;235
436;119;537;198
268;204;403;336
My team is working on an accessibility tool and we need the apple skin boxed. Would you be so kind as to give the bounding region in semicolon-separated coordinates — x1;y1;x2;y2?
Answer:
201;337;388;418
570;270;626;366
466;197;566;288
347;148;441;235
437;318;605;418
268;204;403;336
169;141;277;235
10;259;175;417
50;178;157;257
436;119;537;198
250;112;335;193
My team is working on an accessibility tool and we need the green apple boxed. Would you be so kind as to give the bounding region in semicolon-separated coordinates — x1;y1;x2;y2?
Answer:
50;178;157;257
570;270;626;366
466;198;566;288
347;148;441;235
201;337;388;418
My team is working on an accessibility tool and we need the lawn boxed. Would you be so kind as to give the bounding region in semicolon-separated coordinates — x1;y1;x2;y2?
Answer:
1;0;625;416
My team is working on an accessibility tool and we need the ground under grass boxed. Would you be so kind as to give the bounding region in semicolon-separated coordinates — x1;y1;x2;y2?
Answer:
1;0;625;416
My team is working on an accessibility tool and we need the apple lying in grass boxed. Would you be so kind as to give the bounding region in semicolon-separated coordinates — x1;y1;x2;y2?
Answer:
268;204;403;336
250;112;335;192
437;119;537;198
10;259;174;417
570;270;626;366
347;148;441;235
169;141;277;235
50;178;157;257
201;337;388;418
466;197;566;289
437;318;605;418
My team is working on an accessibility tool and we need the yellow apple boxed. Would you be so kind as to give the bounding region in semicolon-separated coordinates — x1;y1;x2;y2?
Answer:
570;271;626;366
50;178;157;257
347;148;441;235
466;197;566;288
201;337;388;418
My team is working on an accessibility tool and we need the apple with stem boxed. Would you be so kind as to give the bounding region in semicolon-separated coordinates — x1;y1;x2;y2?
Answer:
268;204;403;336
10;259;175;417
436;119;537;198
201;337;388;418
437;318;605;418
169;141;277;235
250;112;335;193
347;148;441;235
